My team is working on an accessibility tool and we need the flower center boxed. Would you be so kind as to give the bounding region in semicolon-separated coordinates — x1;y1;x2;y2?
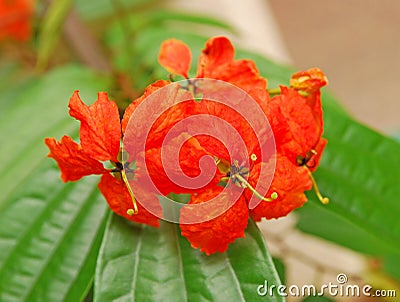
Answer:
217;157;278;202
297;149;329;205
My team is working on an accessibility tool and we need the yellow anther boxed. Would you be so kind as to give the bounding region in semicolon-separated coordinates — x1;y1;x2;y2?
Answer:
127;209;135;216
270;192;278;200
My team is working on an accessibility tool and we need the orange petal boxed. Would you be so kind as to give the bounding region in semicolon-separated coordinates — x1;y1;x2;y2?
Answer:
98;173;161;227
190;99;266;161
45;136;106;182
142;133;220;195
122;81;193;160
197;38;269;112
158;39;191;78
197;36;235;78
268;87;322;163
121;80;171;134
248;156;312;220
68;91;121;162
180;187;249;255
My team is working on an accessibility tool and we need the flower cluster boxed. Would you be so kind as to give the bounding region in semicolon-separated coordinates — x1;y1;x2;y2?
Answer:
0;0;33;42
45;36;328;255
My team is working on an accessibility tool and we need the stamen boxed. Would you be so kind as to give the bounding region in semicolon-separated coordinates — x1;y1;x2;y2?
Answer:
304;166;329;204
234;174;278;202
251;154;257;161
121;168;138;215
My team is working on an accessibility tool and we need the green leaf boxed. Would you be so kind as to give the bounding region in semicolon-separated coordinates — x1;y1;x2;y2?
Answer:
295;104;400;257
383;255;400;281
95;215;285;302
0;160;109;301
272;258;286;285
0;64;112;301
0;62;34;113
296;201;397;256
36;0;74;70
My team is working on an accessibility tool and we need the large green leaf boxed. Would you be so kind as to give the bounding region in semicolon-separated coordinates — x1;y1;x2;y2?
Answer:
0;161;109;301
295;104;400;256
0;64;112;301
95;215;285;302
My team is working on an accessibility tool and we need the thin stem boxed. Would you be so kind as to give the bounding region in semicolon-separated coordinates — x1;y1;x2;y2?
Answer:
121;168;138;215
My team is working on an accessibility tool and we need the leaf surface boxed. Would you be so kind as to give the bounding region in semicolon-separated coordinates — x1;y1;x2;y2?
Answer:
95;215;285;302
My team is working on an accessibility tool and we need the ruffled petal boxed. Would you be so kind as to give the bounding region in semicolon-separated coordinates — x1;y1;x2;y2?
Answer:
196;37;268;110
142;133;220;195
268;87;321;163
248;156;312;220
180;187;249;255
122;81;193;158
197;36;235;78
69;91;121;162
158;39;191;78
122;80;171;134
190;99;267;162
98;173;161;227
45;136;106;182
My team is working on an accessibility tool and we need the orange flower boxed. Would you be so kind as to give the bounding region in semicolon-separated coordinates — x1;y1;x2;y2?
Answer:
45;91;161;227
158;36;269;110
46;37;330;255
268;69;329;204
0;0;34;41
